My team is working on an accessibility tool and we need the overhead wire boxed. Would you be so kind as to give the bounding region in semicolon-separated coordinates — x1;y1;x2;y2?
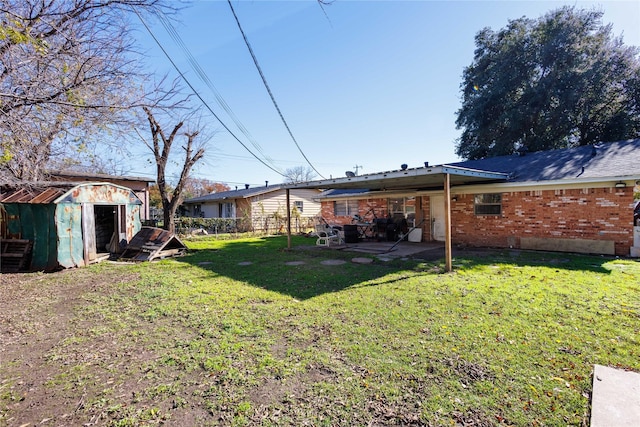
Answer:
155;12;281;172
226;0;326;179
133;8;286;178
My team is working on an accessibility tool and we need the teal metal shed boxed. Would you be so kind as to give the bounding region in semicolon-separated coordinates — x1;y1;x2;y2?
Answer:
1;182;142;271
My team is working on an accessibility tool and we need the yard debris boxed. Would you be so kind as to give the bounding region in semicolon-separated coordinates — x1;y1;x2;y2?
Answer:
119;227;187;262
0;239;32;272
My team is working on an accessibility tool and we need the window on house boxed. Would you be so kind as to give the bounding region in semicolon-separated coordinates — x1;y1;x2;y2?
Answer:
474;193;502;215
389;197;416;225
294;201;303;213
222;202;234;218
334;200;359;216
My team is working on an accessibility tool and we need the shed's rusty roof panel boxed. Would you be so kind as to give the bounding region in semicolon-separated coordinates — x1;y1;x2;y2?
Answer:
1;182;141;205
0;186;70;203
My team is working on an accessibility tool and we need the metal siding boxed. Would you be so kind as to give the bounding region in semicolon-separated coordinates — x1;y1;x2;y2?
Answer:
46;205;58;268
1;204;57;270
56;183;142;205
3;204;22;237
127;204;142;241
31;205;54;270
56;204;84;268
14;205;35;269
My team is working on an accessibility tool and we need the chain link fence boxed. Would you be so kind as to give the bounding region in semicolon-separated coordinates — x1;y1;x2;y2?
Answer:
175;216;316;236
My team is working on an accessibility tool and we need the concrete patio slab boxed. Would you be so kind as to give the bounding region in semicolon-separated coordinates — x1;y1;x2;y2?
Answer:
591;364;640;426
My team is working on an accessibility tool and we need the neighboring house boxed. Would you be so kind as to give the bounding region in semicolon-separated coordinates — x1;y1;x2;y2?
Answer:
182;184;322;233
288;139;640;257
49;171;153;221
0;182;143;271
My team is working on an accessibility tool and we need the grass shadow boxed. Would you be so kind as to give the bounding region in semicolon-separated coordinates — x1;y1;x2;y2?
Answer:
176;235;621;300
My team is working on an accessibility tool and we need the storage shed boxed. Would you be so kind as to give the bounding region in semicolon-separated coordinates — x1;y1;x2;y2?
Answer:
0;182;142;271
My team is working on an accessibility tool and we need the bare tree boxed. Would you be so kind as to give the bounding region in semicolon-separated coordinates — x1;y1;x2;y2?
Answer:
283;166;317;183
0;0;174;181
182;177;230;199
142;106;205;234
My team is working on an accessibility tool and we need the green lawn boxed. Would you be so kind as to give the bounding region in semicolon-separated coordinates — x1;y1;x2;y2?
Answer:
2;235;639;426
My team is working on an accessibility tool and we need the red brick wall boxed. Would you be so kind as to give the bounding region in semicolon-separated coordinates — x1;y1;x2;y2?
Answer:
419;196;431;242
321;188;635;255
321;198;389;225
450;187;635;256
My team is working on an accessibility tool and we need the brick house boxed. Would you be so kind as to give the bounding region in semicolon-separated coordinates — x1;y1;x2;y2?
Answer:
287;139;640;258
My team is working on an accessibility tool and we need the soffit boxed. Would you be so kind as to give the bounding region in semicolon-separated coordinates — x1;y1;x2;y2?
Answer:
285;165;508;192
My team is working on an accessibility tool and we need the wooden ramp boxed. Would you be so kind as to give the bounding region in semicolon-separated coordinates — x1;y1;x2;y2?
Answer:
1;239;33;273
119;227;187;262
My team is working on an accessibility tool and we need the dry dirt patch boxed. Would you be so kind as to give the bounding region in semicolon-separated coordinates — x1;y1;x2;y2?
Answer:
0;269;143;425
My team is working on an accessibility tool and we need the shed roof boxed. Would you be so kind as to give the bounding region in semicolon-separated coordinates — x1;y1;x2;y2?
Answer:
0;182;142;204
49;170;153;183
0;183;74;203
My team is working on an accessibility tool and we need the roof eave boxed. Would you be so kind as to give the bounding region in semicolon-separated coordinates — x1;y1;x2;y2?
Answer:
285;165;508;191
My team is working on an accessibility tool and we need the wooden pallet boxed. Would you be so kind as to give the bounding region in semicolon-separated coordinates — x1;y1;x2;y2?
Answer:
1;239;33;273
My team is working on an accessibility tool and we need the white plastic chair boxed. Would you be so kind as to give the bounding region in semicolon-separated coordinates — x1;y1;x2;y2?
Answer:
315;224;343;247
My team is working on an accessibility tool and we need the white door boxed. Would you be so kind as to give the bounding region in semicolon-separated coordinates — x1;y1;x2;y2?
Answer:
430;195;446;241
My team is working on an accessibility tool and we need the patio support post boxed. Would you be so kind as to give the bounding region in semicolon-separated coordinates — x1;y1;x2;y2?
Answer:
286;188;292;249
444;173;452;272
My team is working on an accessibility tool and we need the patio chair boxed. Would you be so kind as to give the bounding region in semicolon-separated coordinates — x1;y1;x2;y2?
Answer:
315;224;344;247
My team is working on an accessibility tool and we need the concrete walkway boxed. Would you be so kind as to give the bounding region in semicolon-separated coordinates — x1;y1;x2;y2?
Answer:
591;365;640;426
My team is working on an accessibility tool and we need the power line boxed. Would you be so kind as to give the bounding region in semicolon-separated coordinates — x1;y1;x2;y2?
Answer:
155;12;282;173
134;8;286;178
226;0;326;179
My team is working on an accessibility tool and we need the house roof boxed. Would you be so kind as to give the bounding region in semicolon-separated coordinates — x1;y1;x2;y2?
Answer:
288;139;640;194
448;139;640;182
287;165;509;192
49;170;153;183
184;184;323;203
184;184;286;203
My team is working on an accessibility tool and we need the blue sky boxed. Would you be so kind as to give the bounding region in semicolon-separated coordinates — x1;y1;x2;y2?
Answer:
132;0;640;188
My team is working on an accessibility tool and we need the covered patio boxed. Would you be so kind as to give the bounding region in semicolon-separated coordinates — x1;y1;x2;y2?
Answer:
283;164;508;272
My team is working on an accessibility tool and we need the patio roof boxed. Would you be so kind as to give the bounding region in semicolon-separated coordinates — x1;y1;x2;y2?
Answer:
284;165;508;192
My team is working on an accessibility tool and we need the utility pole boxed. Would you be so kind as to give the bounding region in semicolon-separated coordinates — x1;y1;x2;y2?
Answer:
353;165;363;175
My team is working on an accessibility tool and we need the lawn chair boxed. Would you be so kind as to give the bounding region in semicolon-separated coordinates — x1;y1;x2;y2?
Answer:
315;224;344;247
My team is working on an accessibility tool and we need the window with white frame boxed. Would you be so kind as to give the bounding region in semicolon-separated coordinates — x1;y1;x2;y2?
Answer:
474;193;502;215
334;200;358;216
294;201;303;213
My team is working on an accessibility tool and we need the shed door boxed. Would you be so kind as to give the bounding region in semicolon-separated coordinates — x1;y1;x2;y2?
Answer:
430;195;446;242
117;205;127;244
81;203;97;263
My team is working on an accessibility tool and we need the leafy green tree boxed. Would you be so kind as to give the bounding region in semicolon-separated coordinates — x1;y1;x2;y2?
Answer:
456;6;640;160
